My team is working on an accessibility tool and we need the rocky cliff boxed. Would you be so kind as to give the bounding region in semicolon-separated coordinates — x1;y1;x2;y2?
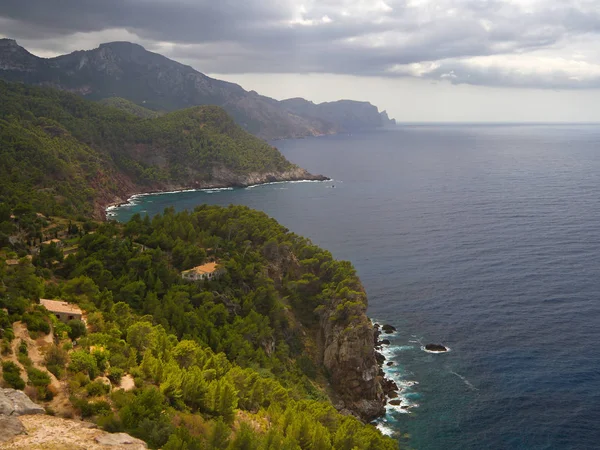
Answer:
315;285;386;421
0;39;394;140
281;98;396;132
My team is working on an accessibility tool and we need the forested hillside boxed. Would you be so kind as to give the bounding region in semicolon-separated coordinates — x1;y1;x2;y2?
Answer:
0;81;324;219
0;205;397;449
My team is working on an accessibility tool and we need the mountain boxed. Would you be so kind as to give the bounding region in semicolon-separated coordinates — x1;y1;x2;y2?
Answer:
0;80;326;219
0;38;395;140
281;98;396;131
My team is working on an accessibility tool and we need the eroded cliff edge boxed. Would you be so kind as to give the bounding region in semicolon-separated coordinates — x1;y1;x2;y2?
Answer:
316;282;386;421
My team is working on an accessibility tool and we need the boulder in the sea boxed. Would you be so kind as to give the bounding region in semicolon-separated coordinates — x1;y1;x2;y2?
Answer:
380;339;391;346
389;399;402;406
425;343;448;352
388;391;399;399
375;351;385;365
381;378;399;395
382;324;396;334
386;361;394;366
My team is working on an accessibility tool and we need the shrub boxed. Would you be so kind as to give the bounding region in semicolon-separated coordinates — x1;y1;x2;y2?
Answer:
1;339;12;356
17;354;32;368
68;350;99;379
22;311;50;334
45;344;68;378
85;379;110;397
72;398;112;418
18;339;28;356
27;366;51;387
27;367;53;400
107;367;124;385
2;361;25;390
67;320;87;340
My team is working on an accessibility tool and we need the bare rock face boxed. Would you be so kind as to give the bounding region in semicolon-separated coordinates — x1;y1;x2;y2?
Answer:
0;388;45;416
318;301;385;421
0;415;26;443
2;414;148;449
95;432;147;448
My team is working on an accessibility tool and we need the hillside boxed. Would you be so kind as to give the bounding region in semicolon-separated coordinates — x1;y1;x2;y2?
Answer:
0;39;394;140
98;98;161;119
0;80;326;219
0;205;399;449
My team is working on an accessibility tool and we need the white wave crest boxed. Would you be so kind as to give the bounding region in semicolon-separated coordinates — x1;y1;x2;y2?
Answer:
450;370;478;391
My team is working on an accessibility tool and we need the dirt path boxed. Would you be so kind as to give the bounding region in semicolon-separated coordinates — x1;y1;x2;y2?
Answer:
7;322;72;416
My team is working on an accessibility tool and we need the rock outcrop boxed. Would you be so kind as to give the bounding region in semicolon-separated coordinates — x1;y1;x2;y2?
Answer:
318;295;385;421
0;415;26;443
95;433;148;448
0;388;45;416
1;414;147;449
425;343;448;352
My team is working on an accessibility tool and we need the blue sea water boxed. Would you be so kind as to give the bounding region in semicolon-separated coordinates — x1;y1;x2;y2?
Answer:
110;124;600;450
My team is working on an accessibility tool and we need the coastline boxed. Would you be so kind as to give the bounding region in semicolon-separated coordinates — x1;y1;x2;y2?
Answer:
103;175;331;218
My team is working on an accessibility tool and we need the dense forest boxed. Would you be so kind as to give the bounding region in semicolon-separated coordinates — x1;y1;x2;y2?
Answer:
0;204;399;449
0;81;318;219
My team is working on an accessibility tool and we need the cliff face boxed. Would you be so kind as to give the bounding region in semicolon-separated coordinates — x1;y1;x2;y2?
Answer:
316;290;386;421
0;39;394;140
281;98;395;132
320;316;385;420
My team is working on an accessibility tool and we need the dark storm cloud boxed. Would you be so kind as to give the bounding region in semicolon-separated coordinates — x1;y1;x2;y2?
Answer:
3;0;600;88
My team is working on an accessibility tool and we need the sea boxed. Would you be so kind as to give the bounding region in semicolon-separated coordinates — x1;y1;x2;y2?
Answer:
109;124;600;450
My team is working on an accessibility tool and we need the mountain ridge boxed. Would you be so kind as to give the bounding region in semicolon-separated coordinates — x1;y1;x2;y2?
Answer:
0;39;395;140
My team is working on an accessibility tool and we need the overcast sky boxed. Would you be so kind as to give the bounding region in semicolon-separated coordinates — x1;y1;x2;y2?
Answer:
2;0;600;122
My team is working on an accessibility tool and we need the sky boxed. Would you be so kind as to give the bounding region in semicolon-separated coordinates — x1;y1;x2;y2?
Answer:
2;0;600;122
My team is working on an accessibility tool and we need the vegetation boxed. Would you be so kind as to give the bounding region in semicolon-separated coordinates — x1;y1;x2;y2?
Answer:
2;360;25;390
98;97;161;119
0;80;296;218
0;205;397;449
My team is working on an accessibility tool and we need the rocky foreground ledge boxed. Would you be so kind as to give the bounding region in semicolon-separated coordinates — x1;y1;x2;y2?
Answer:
0;388;145;449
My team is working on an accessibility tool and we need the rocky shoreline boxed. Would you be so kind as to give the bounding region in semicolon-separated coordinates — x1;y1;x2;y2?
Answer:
373;322;414;413
102;168;330;219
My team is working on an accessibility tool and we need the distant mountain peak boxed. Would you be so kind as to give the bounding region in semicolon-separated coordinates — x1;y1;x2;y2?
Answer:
0;38;395;138
0;38;19;47
99;41;145;49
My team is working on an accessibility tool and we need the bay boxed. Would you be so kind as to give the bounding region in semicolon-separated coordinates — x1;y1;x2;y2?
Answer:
111;124;600;450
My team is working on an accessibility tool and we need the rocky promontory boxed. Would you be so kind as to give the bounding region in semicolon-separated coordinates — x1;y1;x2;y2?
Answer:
317;292;386;421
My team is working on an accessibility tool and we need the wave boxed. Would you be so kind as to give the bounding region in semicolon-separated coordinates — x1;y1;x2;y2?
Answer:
244;179;333;189
105;187;236;214
375;422;397;436
450;370;478;391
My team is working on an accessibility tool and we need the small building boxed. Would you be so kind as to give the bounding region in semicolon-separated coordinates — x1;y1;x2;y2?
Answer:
4;256;32;266
181;262;223;282
40;299;83;323
41;238;63;247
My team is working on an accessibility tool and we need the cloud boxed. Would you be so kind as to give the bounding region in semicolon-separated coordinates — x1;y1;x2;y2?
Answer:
3;0;600;89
